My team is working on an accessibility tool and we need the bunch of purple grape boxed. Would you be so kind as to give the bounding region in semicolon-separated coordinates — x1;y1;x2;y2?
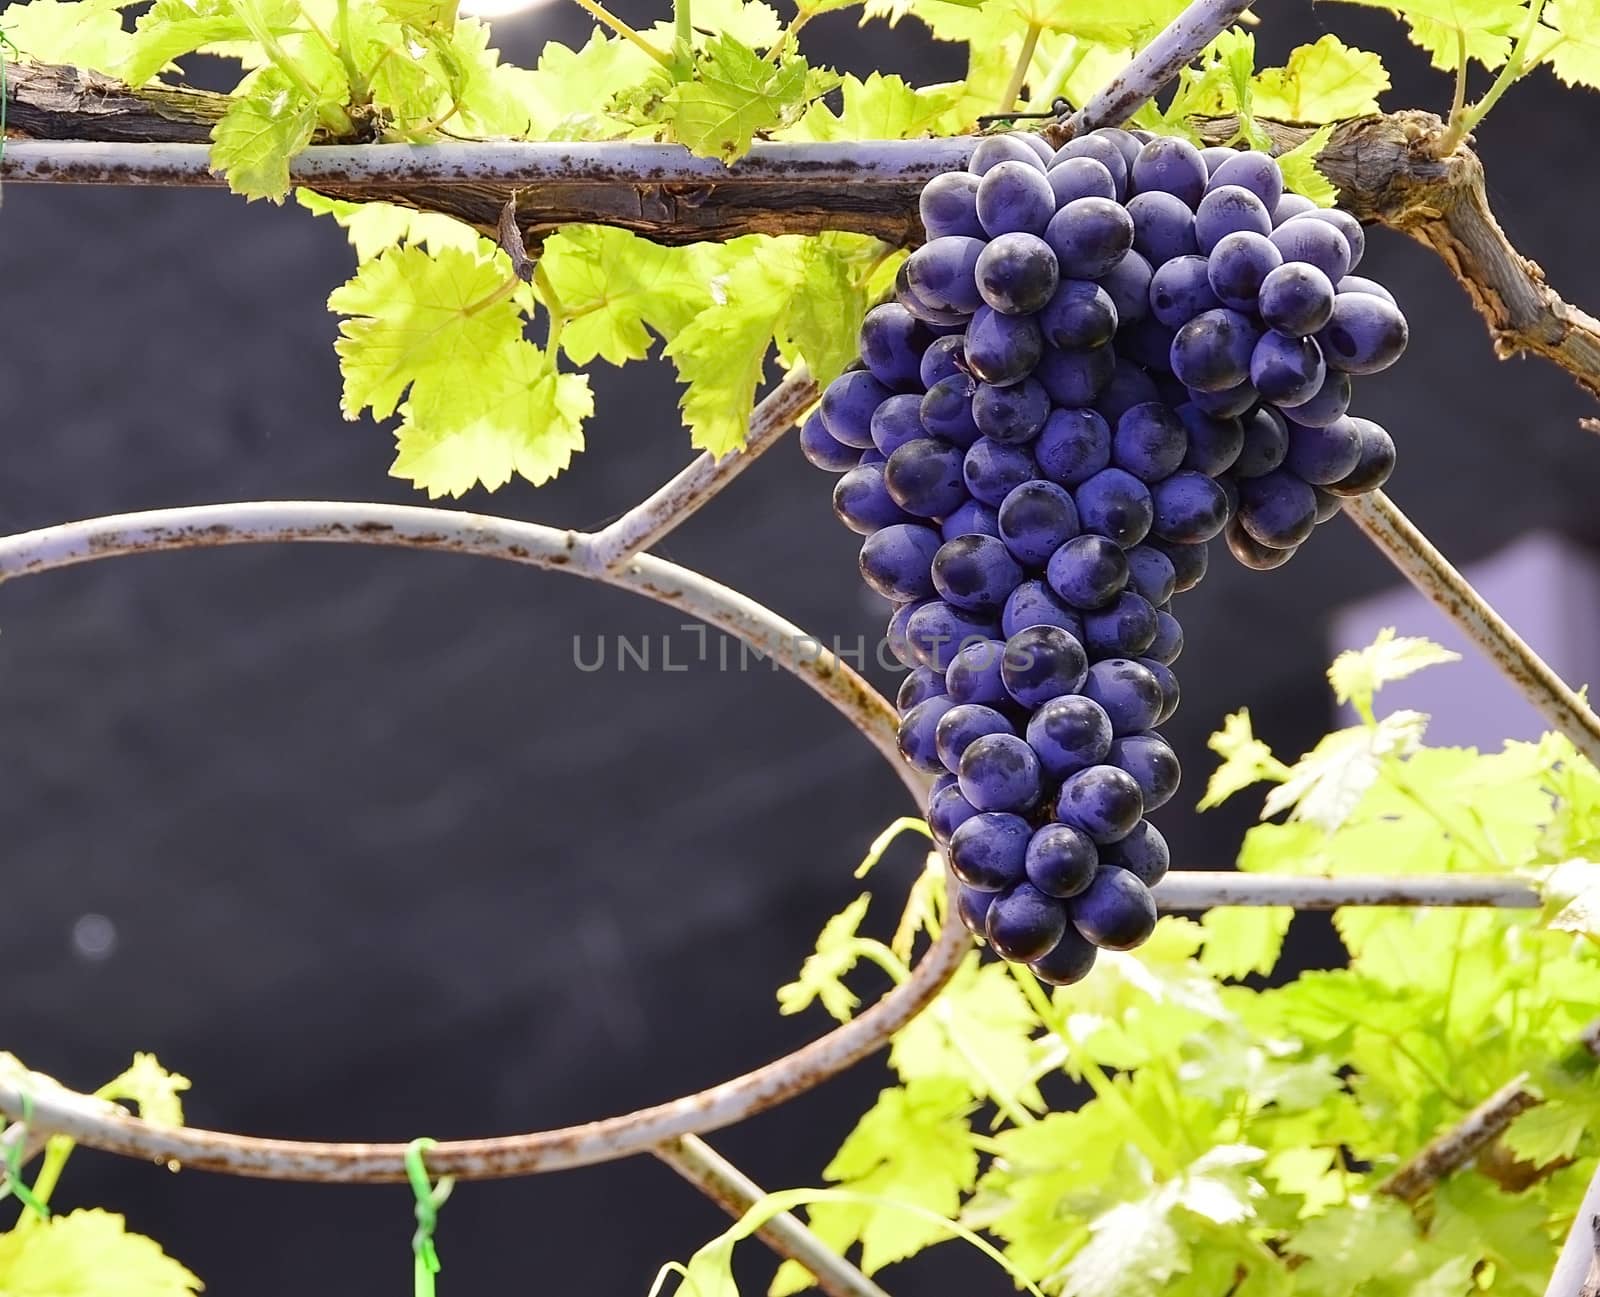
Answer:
798;127;1406;985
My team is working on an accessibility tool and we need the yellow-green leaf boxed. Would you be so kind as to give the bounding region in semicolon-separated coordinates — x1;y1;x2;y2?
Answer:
209;66;320;202
1199;709;1291;810
1252;35;1390;121
1328;628;1460;713
3;0;133;73
1275;124;1340;206
0;1210;202;1297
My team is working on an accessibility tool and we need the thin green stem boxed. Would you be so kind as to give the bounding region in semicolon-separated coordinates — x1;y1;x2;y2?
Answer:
15;1136;71;1236
1034;40;1090;113
1447;0;1548;148
463;271;523;319
845;938;912;985
232;0;357;135
335;0;367;103
533;260;568;357
1444;28;1468;145
674;0;694;69
567;0;673;66
997;23;1043;115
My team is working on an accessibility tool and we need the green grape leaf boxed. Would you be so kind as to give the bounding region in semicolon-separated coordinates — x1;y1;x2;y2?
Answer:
1536;858;1600;938
296;192;483;260
210;66;322;203
777;893;873;1021
1328;628;1460;714
119;0;297;86
1263;1146;1347;1217
0;1210;202;1297
1276;125;1340;206
1251;35;1391;121
2;0;134;72
654;34;840;160
1064;1196;1186;1297
1262;709;1428;831
1288;1198;1418;1282
1199;709;1291;810
1544;0;1600;87
860;0;996;41
789;72;964;140
392;340;592;496
328;244;523;421
427;18;538;137
100;1053;190;1127
1199;907;1294;979
775;239;869;384
1026;0;1189;44
1324;0;1520;71
1502;1096;1594;1164
690;0;788;49
518;29;657;139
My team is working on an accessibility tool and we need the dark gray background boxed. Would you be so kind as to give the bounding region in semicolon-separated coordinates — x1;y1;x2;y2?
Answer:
0;2;1596;1290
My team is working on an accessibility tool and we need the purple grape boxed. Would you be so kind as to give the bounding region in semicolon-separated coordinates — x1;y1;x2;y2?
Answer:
898;664;946;711
1002;580;1083;639
942;499;1001;540
1286;209;1366;270
1199;146;1237;174
834;462;916;534
1075;467;1154;547
1025;823;1099;899
1127;191;1199;265
998;480;1080;566
1141;656;1181;724
1271;193;1317;225
1225;516;1297;569
1150;470;1230;544
1207;231;1283;310
1337;274;1395;304
920;335;968;389
986;882;1068;962
1036;343;1115;408
960;732;1043;812
1100;820;1169;886
907;601;1002;671
1100;250;1153;324
1124;545;1176;605
1250;331;1326;407
886;599;925;667
821;370;893;448
977;161;1058;238
956;884;997;934
1317;293;1409;374
896;694;958;771
1313;487;1344;523
1148;254;1220;328
1175;402;1244;475
946;637;1008;704
904;236;987;315
1098;128;1146;172
1238;469;1318;548
920;374;982;448
1326;417;1396;496
885;438;968;517
1083;591;1158;658
1071;866;1158;949
963;437;1037;506
1270;218;1352;282
1029;926;1099;984
976;231;1059;314
919;172;984;240
1001;623;1089;707
1170;308;1261;391
1109;733;1180;811
1082;658;1164;734
1131;136;1207;207
932;533;1025;613
1034;407;1111;485
1146;610;1183;664
869;393;928;458
1290;369;1352;426
859;523;942;600
929;781;981;846
965;305;1043;385
1118;317;1178;374
936;702;1015;772
1235;406;1289;477
1207;150;1283;209
1048;156;1118;206
859;303;934;391
1112;402;1188;482
1284;416;1362;485
972;378;1050;446
1186;380;1259;418
1047;534;1128;609
1258;262;1336;337
1039;280;1119;350
1026;693;1113;779
799;412;859;471
1056;764;1144;843
969;134;1050;176
1194;184;1273;254
1052;135;1128;197
896;261;969;326
1044;197;1135;278
949;811;1031;890
1153;538;1208;592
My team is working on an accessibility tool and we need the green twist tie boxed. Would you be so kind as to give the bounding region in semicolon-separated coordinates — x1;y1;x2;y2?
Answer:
3;1093;52;1221
405;1138;454;1297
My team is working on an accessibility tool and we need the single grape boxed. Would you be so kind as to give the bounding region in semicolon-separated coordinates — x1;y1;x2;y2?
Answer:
1313;487;1344;523
1127;190;1199;265
965;305;1044;386
949;811;1031;890
1200;145;1237;174
834;462;916;534
1056;764;1144;844
1291;207;1367;270
956;885;996;936
1152;538;1209;592
1194;184;1273;254
976;231;1060;315
1048;156;1118;207
1002;579;1084;639
1141;656;1181;724
1109;733;1180;811
969;134;1050;175
1124;545;1177;606
1258;262;1336;337
820;370;893;448
963;437;1038;506
1025;823;1099;899
1238;469;1318;549
1118;316;1179;375
896;260;969;325
1096;127;1146;172
1317;292;1409;374
986;882;1069;962
1046;533;1128;609
1148;254;1220;328
959;732;1043;812
1234;406;1289;477
1131;136;1208;207
1146;610;1183;664
1186;380;1259;418
1099;820;1170;886
1290;369;1352;427
1002;624;1090;708
920;335;968;389
886;599;925;668
977;161;1058;238
1026;693;1114;781
1051;135;1129;197
1112;402;1189;482
1284;415;1362;485
1337;274;1396;304
1081;658;1164;734
998;479;1081;566
898;664;947;711
1225;516;1297;569
1028;925;1099;984
869;393;928;458
885;438;969;518
1100;250;1154;325
1269;218;1352;283
1174;403;1244;476
907;600;1001;671
929;781;981;846
1206;230;1283;310
1207;149;1283;209
1093;359;1163;422
942;499;1001;540
1017;133;1056;165
1083;591;1158;658
896;693;959;772
904;235;988;316
919;171;985;240
858;303;933;392
859;523;942;601
1075;467;1154;548
1033;407;1112;485
1071;867;1157;950
799;412;860;471
1325;417;1397;496
1170;308;1261;392
1036;342;1116;408
932;533;1025;613
1250;330;1327;407
1044;197;1136;279
946;636;1009;705
1149;470;1229;543
1039;280;1119;350
1271;192;1317;225
936;702;1015;772
920;373;982;448
969;379;1046;447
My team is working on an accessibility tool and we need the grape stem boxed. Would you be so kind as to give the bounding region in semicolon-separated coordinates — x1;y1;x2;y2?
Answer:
1442;0;1549;153
997;23;1043;115
566;0;674;67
